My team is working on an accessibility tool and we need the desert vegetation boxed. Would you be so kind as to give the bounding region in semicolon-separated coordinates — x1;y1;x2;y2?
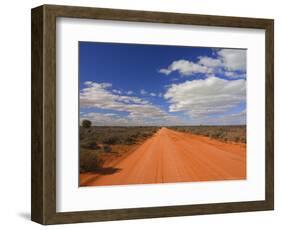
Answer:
82;119;92;128
80;121;246;174
169;125;246;143
80;122;160;173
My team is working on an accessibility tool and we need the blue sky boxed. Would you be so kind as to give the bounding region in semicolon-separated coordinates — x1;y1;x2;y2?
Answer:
79;42;246;126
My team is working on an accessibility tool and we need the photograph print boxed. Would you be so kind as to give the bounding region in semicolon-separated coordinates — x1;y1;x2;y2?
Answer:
79;42;246;187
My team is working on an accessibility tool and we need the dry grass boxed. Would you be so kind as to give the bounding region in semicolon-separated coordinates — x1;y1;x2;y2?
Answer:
79;126;159;173
80;125;246;173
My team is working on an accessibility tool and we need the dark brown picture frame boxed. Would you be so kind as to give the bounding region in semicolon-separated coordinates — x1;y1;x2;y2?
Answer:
31;4;274;225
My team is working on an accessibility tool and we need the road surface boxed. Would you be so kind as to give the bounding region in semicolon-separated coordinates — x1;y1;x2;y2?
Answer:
80;127;246;186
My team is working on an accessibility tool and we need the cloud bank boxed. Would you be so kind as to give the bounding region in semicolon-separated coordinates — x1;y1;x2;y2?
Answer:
159;49;246;78
80;81;181;126
80;48;246;126
164;76;246;118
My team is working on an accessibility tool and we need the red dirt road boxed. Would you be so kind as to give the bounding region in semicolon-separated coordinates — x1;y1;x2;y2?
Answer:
80;127;246;186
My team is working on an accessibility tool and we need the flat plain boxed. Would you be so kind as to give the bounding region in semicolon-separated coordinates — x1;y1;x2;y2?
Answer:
79;126;246;186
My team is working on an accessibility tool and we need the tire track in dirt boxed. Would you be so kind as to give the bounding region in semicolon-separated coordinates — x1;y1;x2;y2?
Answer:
80;127;246;186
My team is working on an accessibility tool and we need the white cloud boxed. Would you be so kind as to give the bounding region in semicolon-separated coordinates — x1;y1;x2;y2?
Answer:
158;49;246;78
225;71;235;77
103;113;118;117
217;49;246;71
224;71;246;78
84;81;112;88
81;111;182;126
203;110;246;125
198;56;222;68
159;69;172;75
81;82;143;107
164;76;246;118
80;112;129;126
184;110;246;125
80;81;181;125
126;90;133;95
140;89;147;95
150;92;156;97
159;59;211;76
84;81;93;85
112;89;122;94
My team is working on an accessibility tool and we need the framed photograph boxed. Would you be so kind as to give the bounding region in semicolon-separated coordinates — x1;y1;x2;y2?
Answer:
31;4;274;225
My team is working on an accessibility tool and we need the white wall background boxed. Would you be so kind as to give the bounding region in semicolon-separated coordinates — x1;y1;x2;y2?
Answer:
0;0;279;229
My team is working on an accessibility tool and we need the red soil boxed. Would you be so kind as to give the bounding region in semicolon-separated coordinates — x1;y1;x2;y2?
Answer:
80;127;246;186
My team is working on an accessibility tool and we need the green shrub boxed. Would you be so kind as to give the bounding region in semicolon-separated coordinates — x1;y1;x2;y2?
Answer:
103;136;119;145
87;141;100;150
103;145;112;153
240;137;246;143
211;131;224;139
235;136;240;142
82;119;92;128
80;149;104;172
125;137;136;145
141;133;149;138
